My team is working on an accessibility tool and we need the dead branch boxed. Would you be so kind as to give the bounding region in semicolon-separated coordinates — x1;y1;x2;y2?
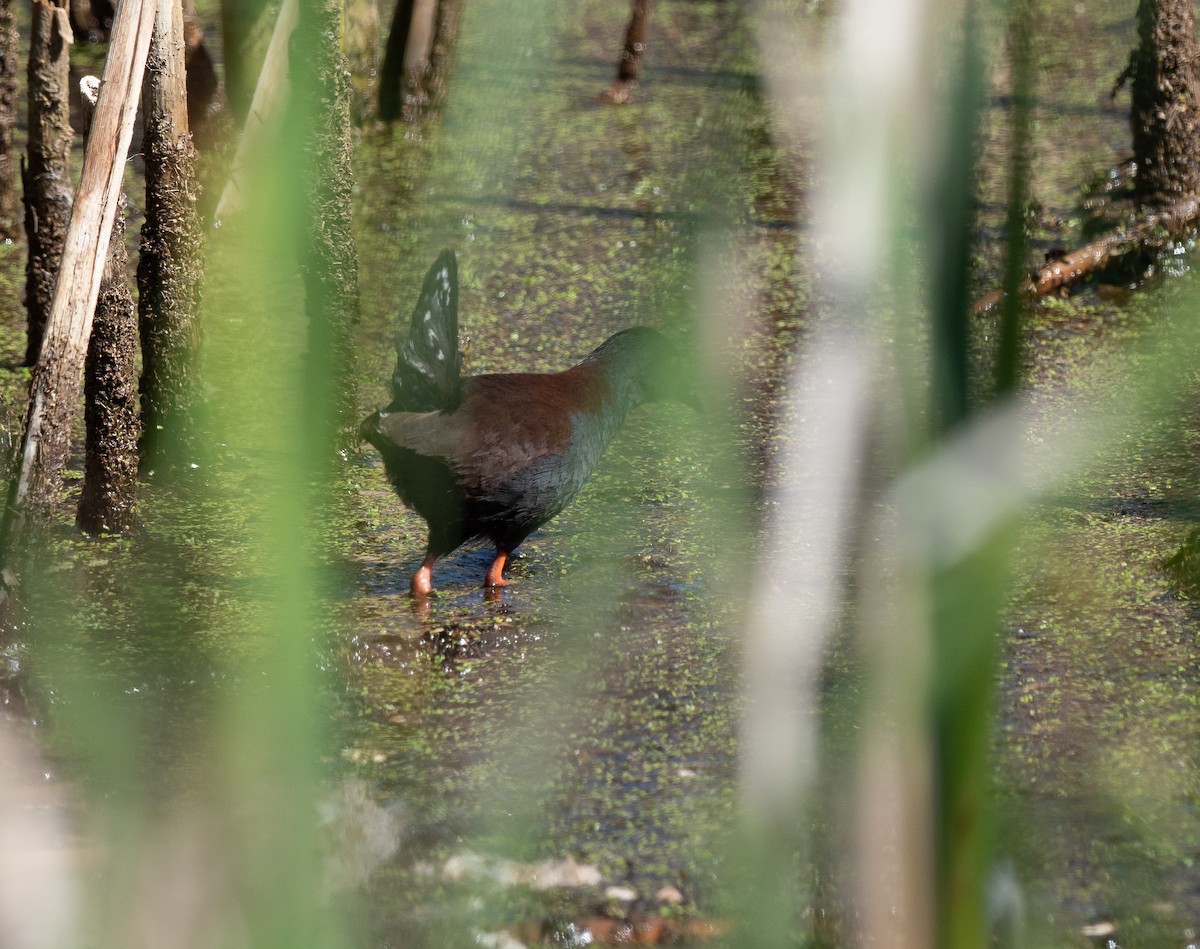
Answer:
972;196;1200;316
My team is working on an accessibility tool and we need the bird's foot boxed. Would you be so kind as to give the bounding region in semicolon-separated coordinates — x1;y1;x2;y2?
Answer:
410;559;435;598
484;551;509;589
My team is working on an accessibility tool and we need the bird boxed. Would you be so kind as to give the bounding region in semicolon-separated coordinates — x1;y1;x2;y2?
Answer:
360;249;694;597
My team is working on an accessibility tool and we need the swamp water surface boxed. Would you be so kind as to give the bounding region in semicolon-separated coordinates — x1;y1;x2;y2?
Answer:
2;0;1200;946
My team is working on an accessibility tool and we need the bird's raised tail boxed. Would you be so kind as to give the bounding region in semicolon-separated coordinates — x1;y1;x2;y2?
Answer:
390;250;463;413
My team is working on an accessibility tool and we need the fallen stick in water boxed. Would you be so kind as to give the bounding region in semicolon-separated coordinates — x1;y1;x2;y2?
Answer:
972;196;1200;316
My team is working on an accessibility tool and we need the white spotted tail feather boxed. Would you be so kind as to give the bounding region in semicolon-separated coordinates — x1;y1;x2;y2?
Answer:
390;250;464;413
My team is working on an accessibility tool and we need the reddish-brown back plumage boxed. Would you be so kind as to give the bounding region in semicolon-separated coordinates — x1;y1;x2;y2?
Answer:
361;251;692;595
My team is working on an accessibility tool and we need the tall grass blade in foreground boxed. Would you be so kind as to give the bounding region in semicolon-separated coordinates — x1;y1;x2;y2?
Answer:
17;2;357;945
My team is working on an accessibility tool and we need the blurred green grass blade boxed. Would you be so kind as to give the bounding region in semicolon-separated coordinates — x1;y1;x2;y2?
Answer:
195;3;354;943
994;0;1034;398
930;0;988;434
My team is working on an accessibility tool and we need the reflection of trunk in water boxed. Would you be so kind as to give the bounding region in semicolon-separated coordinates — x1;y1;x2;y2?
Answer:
604;0;654;105
79;76;139;535
378;0;441;122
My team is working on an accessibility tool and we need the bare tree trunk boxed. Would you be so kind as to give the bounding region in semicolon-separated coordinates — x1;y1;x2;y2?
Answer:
604;0;653;104
292;0;359;441
0;0;21;240
0;0;156;588
138;0;203;473
23;0;74;367
1130;0;1200;202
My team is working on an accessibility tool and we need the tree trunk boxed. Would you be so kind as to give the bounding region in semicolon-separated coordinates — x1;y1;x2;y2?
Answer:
138;0;203;474
213;0;296;221
79;189;138;533
23;0;74;367
1130;0;1200;202
0;0;156;583
77;75;139;533
400;0;437;116
291;0;360;442
0;0;21;240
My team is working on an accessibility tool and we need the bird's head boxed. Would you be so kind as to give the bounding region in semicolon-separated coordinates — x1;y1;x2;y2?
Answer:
586;326;701;411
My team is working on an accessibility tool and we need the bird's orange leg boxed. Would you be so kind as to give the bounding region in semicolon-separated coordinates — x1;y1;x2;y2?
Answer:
485;550;510;588
410;554;436;597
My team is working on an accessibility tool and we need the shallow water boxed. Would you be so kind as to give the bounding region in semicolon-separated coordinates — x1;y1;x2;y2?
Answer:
343;0;1200;944
4;0;1200;945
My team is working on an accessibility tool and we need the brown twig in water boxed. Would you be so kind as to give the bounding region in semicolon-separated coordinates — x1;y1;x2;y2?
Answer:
972;196;1200;316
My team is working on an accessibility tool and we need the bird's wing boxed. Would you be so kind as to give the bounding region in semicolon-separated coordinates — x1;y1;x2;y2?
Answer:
391;249;463;412
372;374;581;486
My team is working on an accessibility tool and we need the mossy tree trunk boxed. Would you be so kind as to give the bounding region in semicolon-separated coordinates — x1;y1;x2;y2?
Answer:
976;0;1200;310
78;75;139;533
79;190;138;533
0;0;21;240
1130;0;1200;203
378;0;459;121
138;0;203;474
1141;2;1200;587
67;0;113;41
23;0;74;367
